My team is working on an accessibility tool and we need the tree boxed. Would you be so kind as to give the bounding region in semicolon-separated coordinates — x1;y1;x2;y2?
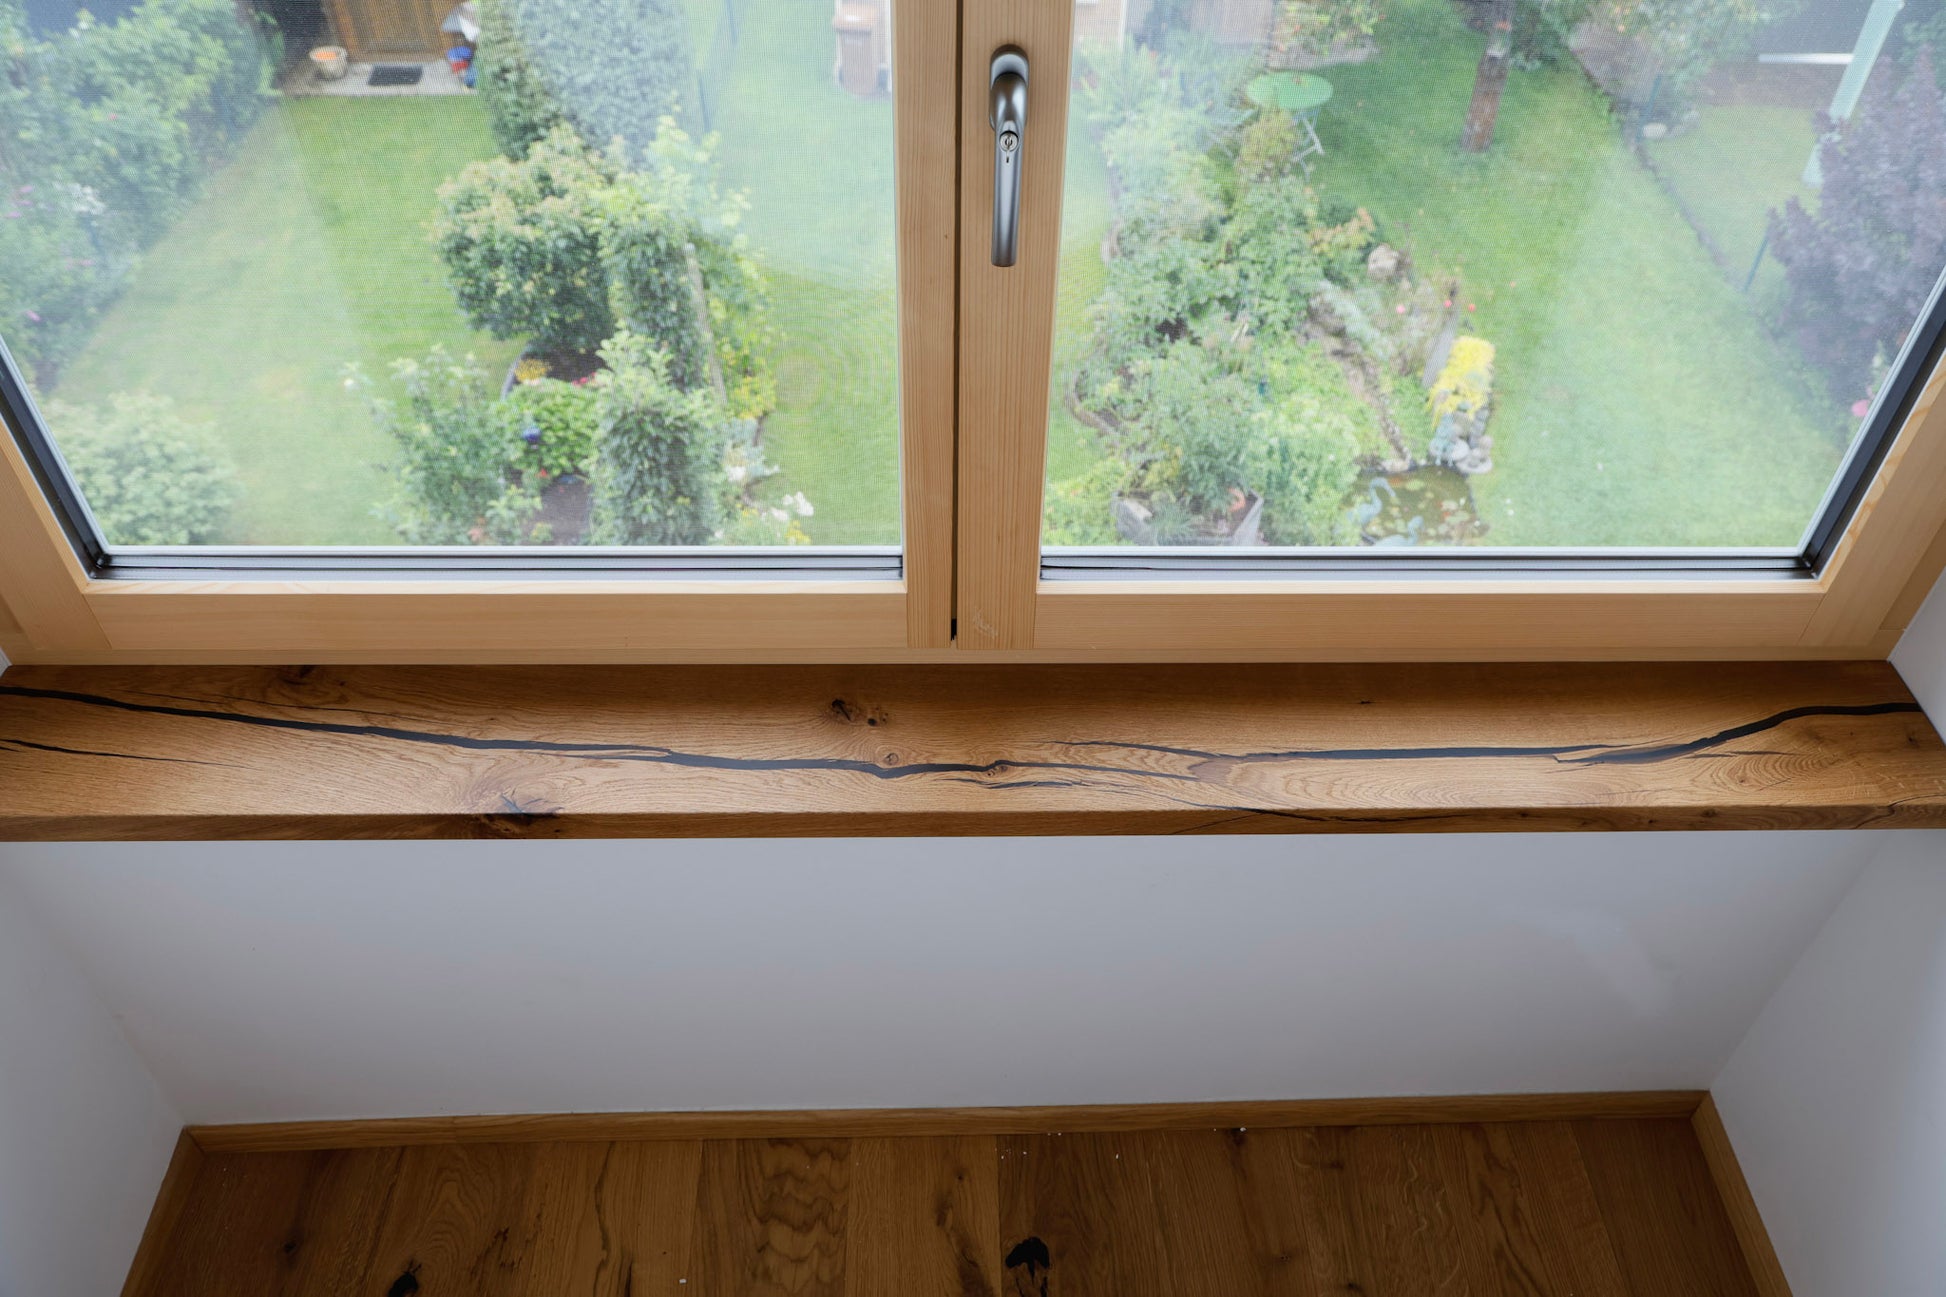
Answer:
1461;0;1515;152
1770;49;1946;400
475;0;569;158
589;331;728;545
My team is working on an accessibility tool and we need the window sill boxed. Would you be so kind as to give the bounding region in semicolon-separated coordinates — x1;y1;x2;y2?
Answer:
0;661;1941;839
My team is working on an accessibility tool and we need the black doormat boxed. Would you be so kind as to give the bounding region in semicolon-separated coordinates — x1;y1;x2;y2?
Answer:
367;64;424;87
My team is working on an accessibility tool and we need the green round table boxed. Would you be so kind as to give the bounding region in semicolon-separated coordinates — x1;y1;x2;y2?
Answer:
1246;71;1334;119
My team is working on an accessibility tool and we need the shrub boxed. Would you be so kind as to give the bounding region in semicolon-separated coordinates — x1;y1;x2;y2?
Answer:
488;0;699;161
357;349;540;545
0;0;271;382
589;331;728;545
1770;51;1946;401
1253;343;1370;546
475;0;570;158
44;393;239;544
602;185;711;392
506;375;600;477
434;126;622;356
434;121;771;412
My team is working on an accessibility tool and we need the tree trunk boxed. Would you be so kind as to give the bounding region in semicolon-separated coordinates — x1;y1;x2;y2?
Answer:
1461;0;1515;153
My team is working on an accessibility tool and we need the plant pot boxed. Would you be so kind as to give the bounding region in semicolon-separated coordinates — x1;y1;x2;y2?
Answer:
310;46;348;81
1112;492;1264;547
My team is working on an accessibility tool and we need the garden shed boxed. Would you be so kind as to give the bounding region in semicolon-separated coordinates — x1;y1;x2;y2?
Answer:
321;0;451;59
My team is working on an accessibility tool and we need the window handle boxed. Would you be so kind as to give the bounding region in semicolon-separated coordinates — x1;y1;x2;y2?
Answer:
989;47;1028;268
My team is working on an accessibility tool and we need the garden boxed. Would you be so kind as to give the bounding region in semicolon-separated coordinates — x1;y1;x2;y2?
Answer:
7;0;1945;550
10;0;896;546
1044;0;1946;549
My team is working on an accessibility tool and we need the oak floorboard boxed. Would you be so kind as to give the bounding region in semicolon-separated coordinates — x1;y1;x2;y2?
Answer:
1500;1122;1630;1297
506;1140;702;1296
128;1117;1766;1297
1340;1123;1469;1296
846;1136;1001;1297
1429;1123;1564;1297
359;1142;542;1296
1572;1118;1762;1297
146;1151;323;1294
692;1138;855;1297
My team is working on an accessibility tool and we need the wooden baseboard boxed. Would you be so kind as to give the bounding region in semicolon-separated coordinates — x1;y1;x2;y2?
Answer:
118;1131;204;1297
186;1090;1706;1154
1692;1094;1795;1297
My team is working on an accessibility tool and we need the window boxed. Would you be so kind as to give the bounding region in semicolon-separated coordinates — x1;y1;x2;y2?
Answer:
4;0;1946;662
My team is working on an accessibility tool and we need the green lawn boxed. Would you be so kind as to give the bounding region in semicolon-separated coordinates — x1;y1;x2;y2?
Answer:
52;6;903;548
54;96;517;545
705;0;901;544
1051;0;1853;547
1644;102;1818;300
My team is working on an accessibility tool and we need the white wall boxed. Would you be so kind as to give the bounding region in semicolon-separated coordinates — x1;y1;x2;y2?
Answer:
1700;573;1946;1297
0;832;1869;1125
1715;834;1946;1297
0;870;180;1297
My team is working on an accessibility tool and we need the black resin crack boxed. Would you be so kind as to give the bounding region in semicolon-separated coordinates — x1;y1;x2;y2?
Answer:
1056;701;1924;768
0;685;1919;793
0;685;1197;785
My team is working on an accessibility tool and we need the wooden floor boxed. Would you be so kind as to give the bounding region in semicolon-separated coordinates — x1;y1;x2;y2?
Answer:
137;1118;1761;1296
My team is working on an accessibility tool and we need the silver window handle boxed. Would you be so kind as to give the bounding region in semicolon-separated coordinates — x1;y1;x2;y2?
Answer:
989;48;1028;268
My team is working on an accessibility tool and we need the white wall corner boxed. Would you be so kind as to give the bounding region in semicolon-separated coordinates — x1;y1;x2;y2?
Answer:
1892;568;1946;722
1712;832;1946;1297
0;866;182;1297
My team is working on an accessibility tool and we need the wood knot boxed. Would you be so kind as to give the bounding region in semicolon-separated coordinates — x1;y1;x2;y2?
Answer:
829;698;889;727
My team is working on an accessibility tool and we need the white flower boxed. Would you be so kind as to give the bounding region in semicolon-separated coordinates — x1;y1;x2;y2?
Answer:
784;491;814;518
725;463;748;484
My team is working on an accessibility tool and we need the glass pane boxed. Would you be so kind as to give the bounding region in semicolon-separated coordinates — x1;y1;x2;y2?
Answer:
1;0;899;548
1046;0;1946;552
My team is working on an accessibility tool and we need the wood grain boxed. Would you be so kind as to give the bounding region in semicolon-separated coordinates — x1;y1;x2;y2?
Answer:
188;1093;1708;1154
130;1110;1770;1297
1;660;1942;839
955;0;1074;650
0;421;106;653
118;1131;205;1297
1571;1117;1761;1297
1805;356;1946;646
992;1120;1760;1297
894;0;960;650
1692;1095;1795;1297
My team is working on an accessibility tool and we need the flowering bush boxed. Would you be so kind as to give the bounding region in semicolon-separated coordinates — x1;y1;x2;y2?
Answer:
1429;336;1495;428
44;392;239;544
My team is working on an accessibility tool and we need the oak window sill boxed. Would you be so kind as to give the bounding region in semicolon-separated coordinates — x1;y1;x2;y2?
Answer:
0;661;1942;839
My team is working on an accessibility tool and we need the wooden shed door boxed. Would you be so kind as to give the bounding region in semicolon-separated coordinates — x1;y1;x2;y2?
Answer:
331;0;447;59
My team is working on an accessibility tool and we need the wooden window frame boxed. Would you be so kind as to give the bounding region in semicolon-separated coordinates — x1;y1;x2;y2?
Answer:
5;3;1946;667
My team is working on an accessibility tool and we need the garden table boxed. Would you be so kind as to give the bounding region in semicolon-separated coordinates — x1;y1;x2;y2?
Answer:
1246;71;1333;175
